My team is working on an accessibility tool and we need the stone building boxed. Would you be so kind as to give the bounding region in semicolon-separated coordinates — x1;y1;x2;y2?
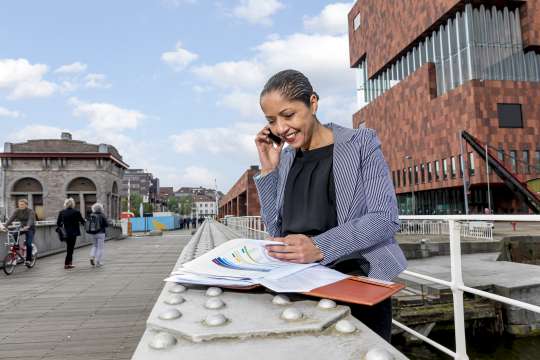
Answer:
0;132;128;221
193;194;218;218
349;0;540;214
218;166;261;218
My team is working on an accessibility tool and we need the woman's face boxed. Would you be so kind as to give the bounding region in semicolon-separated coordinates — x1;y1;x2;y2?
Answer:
260;90;317;149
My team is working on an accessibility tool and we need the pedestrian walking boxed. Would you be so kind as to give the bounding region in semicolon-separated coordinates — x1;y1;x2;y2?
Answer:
57;198;85;269
191;217;197;229
86;203;108;267
255;69;407;342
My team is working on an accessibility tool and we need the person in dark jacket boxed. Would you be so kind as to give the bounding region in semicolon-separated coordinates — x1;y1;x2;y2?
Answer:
57;198;85;269
4;199;36;265
87;203;108;267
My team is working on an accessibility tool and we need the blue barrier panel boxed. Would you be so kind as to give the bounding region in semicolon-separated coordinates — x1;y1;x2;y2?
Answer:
130;215;180;232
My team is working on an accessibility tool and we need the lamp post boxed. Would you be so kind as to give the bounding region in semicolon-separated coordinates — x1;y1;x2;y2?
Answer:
405;155;416;215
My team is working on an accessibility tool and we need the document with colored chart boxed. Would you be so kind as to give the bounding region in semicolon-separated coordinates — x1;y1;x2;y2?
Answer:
167;238;349;292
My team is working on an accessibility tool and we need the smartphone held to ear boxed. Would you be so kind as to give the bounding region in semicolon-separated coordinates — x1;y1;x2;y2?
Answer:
267;131;282;145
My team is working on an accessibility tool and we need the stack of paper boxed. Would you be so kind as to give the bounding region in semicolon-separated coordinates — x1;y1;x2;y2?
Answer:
165;238;349;293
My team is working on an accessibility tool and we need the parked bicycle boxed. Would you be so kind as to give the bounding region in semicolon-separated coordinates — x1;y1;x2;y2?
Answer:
1;224;38;275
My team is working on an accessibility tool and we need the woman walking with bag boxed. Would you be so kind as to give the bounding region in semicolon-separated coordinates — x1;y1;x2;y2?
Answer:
86;203;108;267
254;70;407;342
57;198;85;269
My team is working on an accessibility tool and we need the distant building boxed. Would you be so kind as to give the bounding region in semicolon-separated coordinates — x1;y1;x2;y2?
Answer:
174;186;221;200
122;169;160;205
348;0;540;214
193;194;218;218
219;166;261;218
0;132;127;220
159;187;174;201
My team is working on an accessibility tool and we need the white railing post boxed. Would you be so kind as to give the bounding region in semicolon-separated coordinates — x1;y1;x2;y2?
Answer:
449;219;469;360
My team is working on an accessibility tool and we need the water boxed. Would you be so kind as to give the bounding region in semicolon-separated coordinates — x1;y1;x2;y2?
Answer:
395;332;540;359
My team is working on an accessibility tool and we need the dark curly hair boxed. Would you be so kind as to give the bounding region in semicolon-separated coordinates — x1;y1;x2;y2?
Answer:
260;69;319;107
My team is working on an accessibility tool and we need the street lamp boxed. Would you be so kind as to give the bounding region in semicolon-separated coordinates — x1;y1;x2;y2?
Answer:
404;155;416;215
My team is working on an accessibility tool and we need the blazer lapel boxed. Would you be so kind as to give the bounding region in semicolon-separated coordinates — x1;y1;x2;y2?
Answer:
277;148;295;216
330;124;360;225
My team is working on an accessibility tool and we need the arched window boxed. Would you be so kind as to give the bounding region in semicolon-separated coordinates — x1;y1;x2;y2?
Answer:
11;178;44;220
110;182;120;220
67;177;97;218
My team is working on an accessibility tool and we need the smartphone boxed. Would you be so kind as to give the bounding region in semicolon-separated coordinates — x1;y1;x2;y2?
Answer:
267;130;282;145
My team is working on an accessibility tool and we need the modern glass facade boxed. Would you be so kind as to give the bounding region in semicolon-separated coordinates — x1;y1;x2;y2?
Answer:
355;4;540;107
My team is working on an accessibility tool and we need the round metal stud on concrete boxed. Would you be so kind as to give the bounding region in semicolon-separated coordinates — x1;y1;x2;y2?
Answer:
281;307;303;321
164;294;185;305
204;313;228;327
169;284;187;294
272;294;290;305
206;287;223;297
365;348;394;360
335;319;356;334
149;332;177;350
205;297;226;310
318;299;337;309
158;308;182;320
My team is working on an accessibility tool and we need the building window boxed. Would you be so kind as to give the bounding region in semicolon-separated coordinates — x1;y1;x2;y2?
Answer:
443;159;448;179
11;177;45;220
414;165;419;185
459;154;464;178
402;169;407;186
421;163;425;183
397;169;401;187
435;160;440;181
522;150;530;174
427;162;432;182
497;148;505;164
451;156;456;178
497;103;523;128
510;150;517;173
408;167;413;186
536;150;540;173
468;152;475;176
67;177;97;217
353;13;361;31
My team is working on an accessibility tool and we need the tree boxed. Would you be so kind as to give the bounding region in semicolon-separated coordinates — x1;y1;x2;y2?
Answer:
130;193;143;217
179;197;193;216
167;196;180;213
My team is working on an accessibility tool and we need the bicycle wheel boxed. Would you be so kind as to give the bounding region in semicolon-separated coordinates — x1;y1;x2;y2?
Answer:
3;253;16;275
25;245;37;268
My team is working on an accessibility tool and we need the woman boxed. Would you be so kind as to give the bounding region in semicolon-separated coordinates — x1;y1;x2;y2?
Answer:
4;199;36;265
87;203;108;267
57;198;85;269
254;69;407;342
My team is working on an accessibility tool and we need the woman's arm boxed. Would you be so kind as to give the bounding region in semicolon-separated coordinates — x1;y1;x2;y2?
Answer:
312;130;400;266
56;211;63;227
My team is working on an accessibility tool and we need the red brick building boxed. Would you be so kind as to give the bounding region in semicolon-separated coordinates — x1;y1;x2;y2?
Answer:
219;166;261;218
348;0;540;214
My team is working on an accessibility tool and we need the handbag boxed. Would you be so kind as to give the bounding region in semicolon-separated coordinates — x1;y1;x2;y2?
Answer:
56;212;68;242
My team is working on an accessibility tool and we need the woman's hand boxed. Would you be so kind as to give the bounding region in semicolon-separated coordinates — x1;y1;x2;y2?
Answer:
266;234;323;263
255;126;284;175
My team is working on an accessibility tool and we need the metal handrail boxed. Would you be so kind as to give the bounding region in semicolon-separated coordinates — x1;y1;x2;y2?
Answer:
224;214;540;360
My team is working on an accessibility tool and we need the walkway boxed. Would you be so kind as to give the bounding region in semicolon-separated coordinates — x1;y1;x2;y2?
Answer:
0;230;192;360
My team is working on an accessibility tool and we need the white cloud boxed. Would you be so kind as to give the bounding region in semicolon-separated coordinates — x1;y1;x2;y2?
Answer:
170;122;261;159
217;91;261;118
69;97;145;131
192;60;265;89
0;58;57;100
303;2;353;35
84;73;111;88
0;106;21;118
232;0;284;25
161;42;199;71
54;62;88;75
7;124;67;142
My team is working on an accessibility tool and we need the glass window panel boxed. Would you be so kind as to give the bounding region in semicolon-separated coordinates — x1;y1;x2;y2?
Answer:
522;150;530;174
510;150;517;173
469;152;475;176
443;159;448;179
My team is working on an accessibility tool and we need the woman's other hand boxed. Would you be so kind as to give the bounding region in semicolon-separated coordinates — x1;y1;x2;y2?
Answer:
255;126;283;176
266;234;323;263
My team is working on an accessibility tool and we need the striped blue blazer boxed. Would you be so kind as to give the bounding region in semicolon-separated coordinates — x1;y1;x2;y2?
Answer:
254;123;407;281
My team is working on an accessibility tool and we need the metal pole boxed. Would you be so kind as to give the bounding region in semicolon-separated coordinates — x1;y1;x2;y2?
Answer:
411;158;416;215
449;219;469;360
459;131;469;214
127;179;131;212
486;143;492;213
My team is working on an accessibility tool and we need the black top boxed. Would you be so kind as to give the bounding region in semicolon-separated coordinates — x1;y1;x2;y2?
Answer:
6;208;36;230
282;144;338;237
57;208;86;237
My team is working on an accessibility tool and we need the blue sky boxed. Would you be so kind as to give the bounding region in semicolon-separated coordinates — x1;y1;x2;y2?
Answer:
0;0;356;192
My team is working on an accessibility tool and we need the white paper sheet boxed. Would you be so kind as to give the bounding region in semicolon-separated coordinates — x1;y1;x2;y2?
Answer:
259;265;350;293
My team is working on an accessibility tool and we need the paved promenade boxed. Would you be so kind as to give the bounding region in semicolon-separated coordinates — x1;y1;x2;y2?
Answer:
0;230;192;360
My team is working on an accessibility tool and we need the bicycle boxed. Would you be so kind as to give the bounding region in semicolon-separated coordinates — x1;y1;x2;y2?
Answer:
1;224;38;275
